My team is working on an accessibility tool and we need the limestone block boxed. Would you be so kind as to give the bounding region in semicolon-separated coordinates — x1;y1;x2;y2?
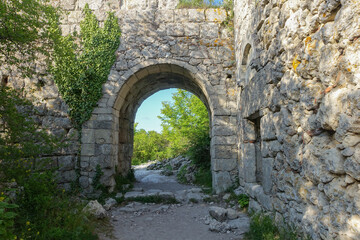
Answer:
260;113;277;141
205;8;227;23
174;9;188;22
188;9;205;22
248;199;262;212
68;11;82;24
189;49;207;59
213;145;237;159
155;10;174;23
262;158;273;194
54;117;72;129
94;129;112;144
79;0;103;10
321;148;345;174
318;88;348;131
241;119;256;141
58;155;75;171
212;125;236;136
242;143;256;183
212;135;236;145
81;144;95;156
344;147;360;180
79;176;90;188
116;59;128;71
209;206;227;222
213;171;232;193
213;159;237;171
61;170;77;183
83;200;106;219
82;129;95;144
261;140;282;158
200;23;219;39
342;133;360;148
61;0;76;10
170;44;188;56
184;23;200;36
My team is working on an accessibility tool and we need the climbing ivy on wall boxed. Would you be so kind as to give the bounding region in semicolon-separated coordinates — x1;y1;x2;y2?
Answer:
50;5;121;130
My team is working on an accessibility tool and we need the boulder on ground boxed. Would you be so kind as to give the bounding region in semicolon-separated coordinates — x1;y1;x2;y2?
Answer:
209;206;227;222
104;198;117;211
83;200;107;219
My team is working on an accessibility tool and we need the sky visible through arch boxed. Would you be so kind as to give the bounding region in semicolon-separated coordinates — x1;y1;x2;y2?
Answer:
135;0;224;132
135;88;178;133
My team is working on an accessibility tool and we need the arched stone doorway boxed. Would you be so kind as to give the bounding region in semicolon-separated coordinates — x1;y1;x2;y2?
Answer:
80;59;238;195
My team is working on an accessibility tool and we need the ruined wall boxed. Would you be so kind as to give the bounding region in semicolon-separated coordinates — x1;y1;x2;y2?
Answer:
1;0;238;194
72;0;238;195
234;0;360;239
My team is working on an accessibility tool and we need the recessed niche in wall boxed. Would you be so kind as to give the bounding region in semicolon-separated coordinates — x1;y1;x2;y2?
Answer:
1;75;8;87
249;115;262;185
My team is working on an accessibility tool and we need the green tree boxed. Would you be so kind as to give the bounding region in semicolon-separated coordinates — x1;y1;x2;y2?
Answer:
159;89;210;165
0;0;59;76
132;124;168;165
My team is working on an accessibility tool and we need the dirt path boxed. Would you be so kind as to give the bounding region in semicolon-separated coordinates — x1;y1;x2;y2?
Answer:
99;164;249;240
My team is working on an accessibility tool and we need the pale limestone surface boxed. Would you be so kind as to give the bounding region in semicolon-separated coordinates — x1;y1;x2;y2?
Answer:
234;0;360;239
1;0;359;239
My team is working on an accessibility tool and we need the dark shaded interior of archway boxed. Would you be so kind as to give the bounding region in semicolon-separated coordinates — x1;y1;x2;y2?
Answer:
117;71;211;175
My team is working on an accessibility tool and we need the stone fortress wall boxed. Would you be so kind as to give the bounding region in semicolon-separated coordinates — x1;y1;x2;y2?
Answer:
234;0;360;239
1;0;359;239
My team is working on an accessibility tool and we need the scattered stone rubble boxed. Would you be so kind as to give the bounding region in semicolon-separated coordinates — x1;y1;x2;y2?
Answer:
206;206;250;234
147;156;200;184
4;0;359;238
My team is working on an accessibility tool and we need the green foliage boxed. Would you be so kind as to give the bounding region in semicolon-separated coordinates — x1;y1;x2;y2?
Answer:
50;4;121;129
0;195;18;240
194;167;212;188
0;87;97;239
237;194;249;208
245;213;301;240
177;165;188;184
14;172;97;240
0;0;59;76
132;89;210;170
132;126;169;165
221;0;234;31
159;89;210;160
0;87;61;182
93;164;104;191
114;169;135;193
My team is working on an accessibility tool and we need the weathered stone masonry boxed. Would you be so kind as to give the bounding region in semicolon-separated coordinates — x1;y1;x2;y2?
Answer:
234;0;360;239
60;0;239;195
1;0;360;239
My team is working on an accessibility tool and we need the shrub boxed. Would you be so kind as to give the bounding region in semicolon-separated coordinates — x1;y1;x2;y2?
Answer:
0;87;97;239
245;213;301;240
0;195;18;240
237;194;249;208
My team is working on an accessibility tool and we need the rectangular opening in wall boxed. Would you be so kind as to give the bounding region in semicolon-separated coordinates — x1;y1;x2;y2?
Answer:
1;75;8;87
249;115;262;185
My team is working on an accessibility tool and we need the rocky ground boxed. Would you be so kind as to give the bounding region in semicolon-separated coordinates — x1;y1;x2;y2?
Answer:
89;159;250;240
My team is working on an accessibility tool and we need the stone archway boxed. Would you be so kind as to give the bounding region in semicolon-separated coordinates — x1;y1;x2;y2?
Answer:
79;59;238;195
114;63;212;177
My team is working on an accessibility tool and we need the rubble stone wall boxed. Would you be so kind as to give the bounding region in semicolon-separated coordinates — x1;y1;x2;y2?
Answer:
2;0;360;238
234;0;360;239
37;0;238;195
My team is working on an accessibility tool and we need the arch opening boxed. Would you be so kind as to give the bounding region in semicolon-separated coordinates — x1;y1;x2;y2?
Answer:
114;64;212;177
131;87;212;187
